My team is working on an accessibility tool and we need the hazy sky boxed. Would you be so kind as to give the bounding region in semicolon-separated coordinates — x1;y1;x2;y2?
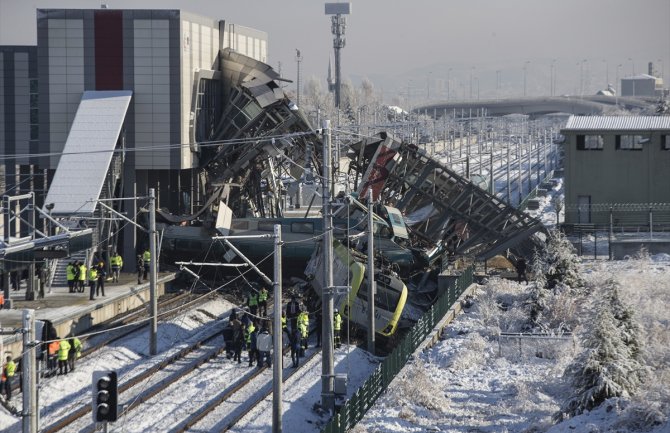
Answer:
1;0;668;99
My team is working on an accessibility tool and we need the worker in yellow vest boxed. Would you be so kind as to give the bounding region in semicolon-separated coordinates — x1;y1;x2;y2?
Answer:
110;251;123;283
334;308;343;348
258;286;268;316
78;262;87;292
68;335;83;371
88;266;98;301
57;338;71;375
2;355;16;401
66;262;76;293
247;291;259;316
142;249;151;280
297;309;309;355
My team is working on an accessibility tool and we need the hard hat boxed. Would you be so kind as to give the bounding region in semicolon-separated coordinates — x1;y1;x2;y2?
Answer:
334;308;339;313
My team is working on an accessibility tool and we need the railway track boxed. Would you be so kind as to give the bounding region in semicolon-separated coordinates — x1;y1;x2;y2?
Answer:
40;315;228;433
172;347;321;433
0;292;208;417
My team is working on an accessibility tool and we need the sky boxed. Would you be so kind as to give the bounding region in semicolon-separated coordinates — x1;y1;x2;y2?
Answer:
0;0;669;97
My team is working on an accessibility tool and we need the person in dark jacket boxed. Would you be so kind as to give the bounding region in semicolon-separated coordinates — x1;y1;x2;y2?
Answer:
286;295;301;332
231;317;243;364
136;255;144;284
290;328;301;368
516;258;528;284
96;263;106;296
222;322;234;359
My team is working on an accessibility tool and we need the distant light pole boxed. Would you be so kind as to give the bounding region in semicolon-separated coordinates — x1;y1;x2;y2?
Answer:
523;61;530;97
602;59;609;86
469;67;475;99
295;49;302;107
427;71;432;100
447;68;453;100
549;60;555;96
579;59;587;97
496;70;501;97
616;64;622;103
628;57;635;75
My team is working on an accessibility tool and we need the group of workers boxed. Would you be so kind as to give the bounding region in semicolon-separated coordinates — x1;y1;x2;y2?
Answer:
46;335;82;376
222;309;272;368
65;251;125;298
0;335;81;402
223;289;344;369
63;247;157;298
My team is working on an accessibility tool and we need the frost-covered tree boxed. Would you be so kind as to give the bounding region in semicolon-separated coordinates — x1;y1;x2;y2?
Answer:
532;229;583;290
556;297;644;420
602;279;646;372
525;268;547;328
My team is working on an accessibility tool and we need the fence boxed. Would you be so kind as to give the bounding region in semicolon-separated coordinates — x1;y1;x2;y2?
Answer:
497;332;575;359
321;266;474;433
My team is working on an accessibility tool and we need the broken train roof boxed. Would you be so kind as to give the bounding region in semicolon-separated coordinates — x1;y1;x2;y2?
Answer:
349;133;546;261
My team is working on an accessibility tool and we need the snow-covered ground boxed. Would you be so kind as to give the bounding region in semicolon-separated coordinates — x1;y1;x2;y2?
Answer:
0;294;379;432
353;253;670;433
352;180;670;433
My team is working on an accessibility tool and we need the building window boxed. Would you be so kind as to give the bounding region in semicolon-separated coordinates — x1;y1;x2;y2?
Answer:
576;134;603;150
662;135;670;150
616;135;645;150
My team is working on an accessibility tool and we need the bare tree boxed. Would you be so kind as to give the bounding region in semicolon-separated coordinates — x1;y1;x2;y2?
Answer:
552;194;563;226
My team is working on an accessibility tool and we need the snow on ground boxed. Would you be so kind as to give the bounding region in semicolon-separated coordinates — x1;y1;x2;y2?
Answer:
352;178;670;433
0;297;235;432
353;254;670;433
228;347;379;433
0;294;380;433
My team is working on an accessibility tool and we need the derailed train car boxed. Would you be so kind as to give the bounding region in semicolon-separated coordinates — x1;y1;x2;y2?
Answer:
305;239;409;338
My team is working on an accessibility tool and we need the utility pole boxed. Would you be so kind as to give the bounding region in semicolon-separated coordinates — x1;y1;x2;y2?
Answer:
149;188;158;356
272;224;283;433
366;189;375;353
295;49;302;108
321;119;335;411
22;309;37;433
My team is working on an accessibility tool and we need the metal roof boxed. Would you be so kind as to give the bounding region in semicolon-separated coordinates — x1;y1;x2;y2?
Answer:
563;115;670;131
45;90;132;216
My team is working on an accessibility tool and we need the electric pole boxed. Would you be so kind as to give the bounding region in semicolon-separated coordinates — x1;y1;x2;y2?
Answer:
295;49;302;108
321;119;335;411
22;309;37;433
149;188;158;355
366;189;375;354
272;224;283;433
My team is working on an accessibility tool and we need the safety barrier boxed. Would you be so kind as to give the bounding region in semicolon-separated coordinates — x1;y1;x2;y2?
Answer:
321;266;474;433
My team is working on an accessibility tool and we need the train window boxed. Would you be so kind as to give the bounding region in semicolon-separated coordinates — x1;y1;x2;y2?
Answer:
257;221;280;231
231;220;249;230
291;222;314;234
356;278;402;311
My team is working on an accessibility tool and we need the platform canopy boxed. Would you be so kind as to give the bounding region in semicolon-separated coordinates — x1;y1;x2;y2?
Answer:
45;90;132;216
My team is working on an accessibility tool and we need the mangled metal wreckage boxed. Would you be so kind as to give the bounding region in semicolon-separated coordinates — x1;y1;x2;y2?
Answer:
158;49;544;335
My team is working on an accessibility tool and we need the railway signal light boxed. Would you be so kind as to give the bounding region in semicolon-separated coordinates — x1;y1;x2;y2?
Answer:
92;371;118;422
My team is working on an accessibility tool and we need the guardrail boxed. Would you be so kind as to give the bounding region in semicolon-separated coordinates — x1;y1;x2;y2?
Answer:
322;266;474;433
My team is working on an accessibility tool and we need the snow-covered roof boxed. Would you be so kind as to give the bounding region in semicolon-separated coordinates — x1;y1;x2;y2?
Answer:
621;74;657;80
563;115;670;131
